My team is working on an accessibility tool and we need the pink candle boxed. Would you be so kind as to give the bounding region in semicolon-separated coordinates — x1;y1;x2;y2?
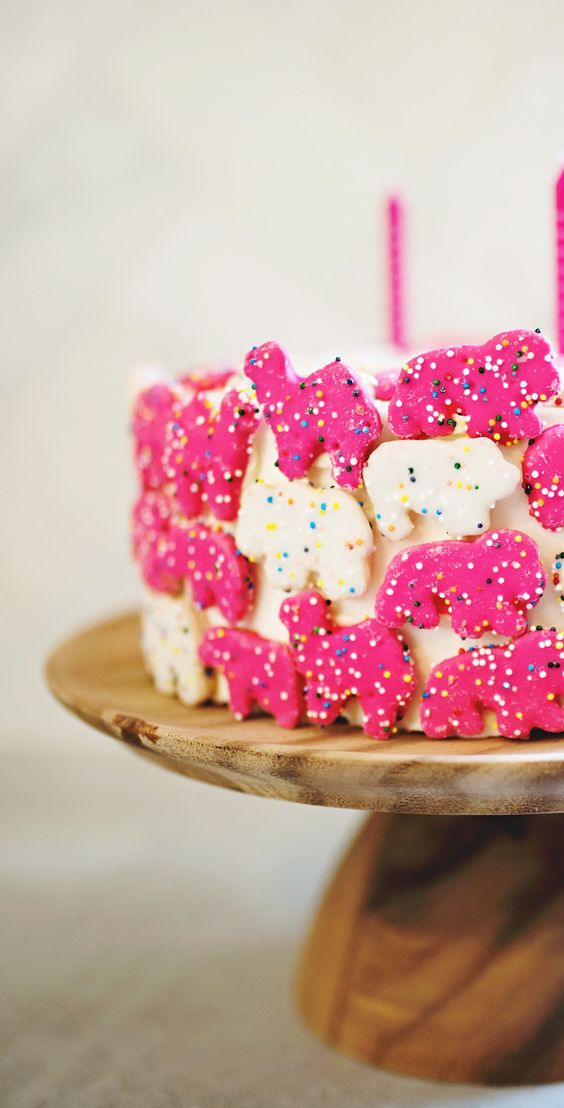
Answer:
556;168;564;354
386;194;407;350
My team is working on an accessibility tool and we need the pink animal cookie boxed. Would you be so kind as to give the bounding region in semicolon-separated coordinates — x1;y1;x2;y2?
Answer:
132;383;181;491
177;521;255;623
421;630;564;739
373;367;400;400
244;341;383;488
522;425;564;530
180;367;236;392
388;330;557;444
132;491;179;593
279;590;415;739
163;387;260;521
132;372;238;491
198;628;304;728
132;493;255;622
374;530;545;639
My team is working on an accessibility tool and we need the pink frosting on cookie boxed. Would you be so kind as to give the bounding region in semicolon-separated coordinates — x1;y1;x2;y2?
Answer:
279;590;415;739
132;491;179;593
199;628;304;728
177;520;255;623
421;630;564;739
388;330;557;444
132;493;255;622
180;367;236;392
244;341;383;488
373;367;400;400
132;384;181;491
522;425;564;530
163;387;260;521
374;530;545;639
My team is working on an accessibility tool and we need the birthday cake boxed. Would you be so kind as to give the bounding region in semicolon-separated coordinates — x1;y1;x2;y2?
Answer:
131;329;564;740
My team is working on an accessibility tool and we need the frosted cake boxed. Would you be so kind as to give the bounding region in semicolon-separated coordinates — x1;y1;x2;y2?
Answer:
131;329;564;740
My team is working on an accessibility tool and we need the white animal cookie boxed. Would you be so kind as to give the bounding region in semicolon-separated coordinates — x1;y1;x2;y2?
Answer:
363;438;520;540
236;480;373;599
141;588;214;705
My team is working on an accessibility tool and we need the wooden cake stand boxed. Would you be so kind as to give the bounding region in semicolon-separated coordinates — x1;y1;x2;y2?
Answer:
46;611;564;1087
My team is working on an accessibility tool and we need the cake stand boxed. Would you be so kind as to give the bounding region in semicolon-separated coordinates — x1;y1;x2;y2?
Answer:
46;611;564;1087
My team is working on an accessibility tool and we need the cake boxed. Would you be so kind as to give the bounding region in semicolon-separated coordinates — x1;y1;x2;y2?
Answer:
131;329;564;740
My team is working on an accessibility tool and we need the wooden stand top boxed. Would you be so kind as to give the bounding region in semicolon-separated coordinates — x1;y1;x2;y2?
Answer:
45;611;564;815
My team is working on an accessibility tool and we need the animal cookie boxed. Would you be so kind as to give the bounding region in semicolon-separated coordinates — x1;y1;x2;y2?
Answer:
236;480;373;600
133;382;183;491
176;521;255;623
244;341;382;488
372;367;400;400
522;425;564;531
181;367;236;392
141;589;214;706
198;628;304;728
132;491;180;593
132;494;255;622
163;386;260;521
375;530;545;639
363;438;520;539
388;329;557;444
279;590;415;739
421;630;564;739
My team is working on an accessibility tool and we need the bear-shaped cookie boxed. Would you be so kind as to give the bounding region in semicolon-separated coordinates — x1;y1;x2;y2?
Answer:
363;438;520;539
236;480;373;600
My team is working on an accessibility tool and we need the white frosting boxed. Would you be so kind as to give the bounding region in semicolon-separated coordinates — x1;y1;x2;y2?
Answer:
235;479;373;600
363;438;520;540
140;588;214;705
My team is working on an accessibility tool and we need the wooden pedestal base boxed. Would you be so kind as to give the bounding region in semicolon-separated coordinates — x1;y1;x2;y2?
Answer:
46;614;564;1088
297;812;564;1086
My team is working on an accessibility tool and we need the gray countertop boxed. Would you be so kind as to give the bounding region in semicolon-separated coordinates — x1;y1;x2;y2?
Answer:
2;743;563;1108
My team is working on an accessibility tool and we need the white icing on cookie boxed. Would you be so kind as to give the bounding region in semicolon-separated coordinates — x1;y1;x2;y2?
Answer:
140;588;214;705
363;438;520;540
235;480;373;600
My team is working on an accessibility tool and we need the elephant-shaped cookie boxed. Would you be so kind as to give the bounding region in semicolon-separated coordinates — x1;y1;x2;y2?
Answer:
421;630;564;739
374;530;545;639
387;329;557;443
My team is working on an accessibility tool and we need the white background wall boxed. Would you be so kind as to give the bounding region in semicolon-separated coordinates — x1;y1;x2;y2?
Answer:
4;0;564;751
4;9;564;1105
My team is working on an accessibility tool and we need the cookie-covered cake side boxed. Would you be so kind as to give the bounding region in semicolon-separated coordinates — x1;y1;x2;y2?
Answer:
131;330;564;740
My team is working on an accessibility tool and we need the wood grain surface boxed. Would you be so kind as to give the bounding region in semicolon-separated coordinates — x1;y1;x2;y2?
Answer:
45;611;564;815
297;810;564;1085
